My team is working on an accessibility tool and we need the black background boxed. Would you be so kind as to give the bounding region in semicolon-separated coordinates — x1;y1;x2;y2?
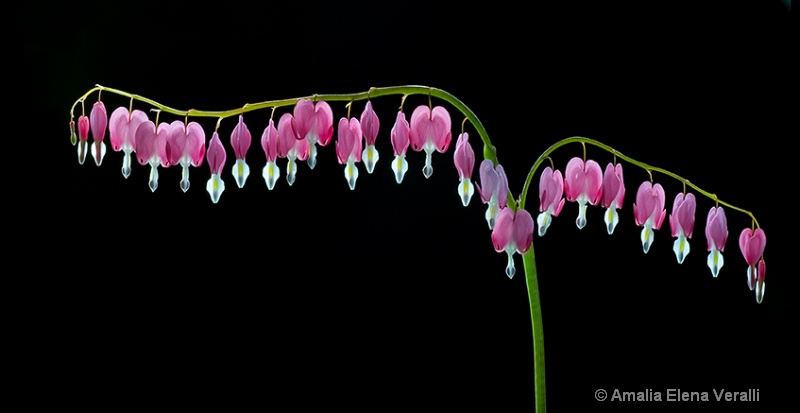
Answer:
21;1;794;412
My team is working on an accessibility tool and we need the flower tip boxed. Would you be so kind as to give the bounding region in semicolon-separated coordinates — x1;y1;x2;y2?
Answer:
206;174;225;204
422;164;433;179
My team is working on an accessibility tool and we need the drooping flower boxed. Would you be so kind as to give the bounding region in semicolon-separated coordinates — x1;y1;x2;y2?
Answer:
475;160;509;230
336;117;363;190
453;132;475;207
206;131;227;204
705;206;728;278
260;117;295;190
76;115;90;165
601;162;625;235
409;105;452;178
294;99;333;170
276;112;308;186
491;207;535;279
230;114;252;188
166;120;206;192
755;259;766;304
69;120;77;146
668;192;696;264
633;181;666;254
564;157;603;230
360;101;380;174
739;228;766;291
390;110;410;184
89;101;108;166
536;166;565;236
109;107;149;178
134;120;170;192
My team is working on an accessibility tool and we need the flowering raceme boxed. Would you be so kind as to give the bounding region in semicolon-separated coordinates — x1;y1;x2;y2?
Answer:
69;84;774;413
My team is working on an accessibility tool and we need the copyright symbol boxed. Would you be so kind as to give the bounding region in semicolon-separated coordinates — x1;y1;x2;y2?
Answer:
595;389;607;401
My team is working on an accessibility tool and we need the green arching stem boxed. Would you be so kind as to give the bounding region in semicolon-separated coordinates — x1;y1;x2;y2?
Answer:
68;85;765;413
518;137;760;229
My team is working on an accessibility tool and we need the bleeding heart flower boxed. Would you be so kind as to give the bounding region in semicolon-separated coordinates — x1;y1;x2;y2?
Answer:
601;162;625;235
390;110;410;184
633;181;666;254
491;207;535;279
669;192;696;264
360;101;380;174
564;157;603;230
705;206;728;278
536;166;565;237
206;131;227;204
453;132;475;207
109;106;149;178
409;105;452;178
739;228;766;291
230;114;252;188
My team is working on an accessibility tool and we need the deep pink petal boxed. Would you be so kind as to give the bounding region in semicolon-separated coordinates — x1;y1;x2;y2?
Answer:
739;228;767;265
89;101;108;143
408;105;431;151
601;162;624;208
390;110;410;155
634;181;653;226
277;113;299;157
294;99;334;146
495;164;509;209
335;118;362;164
135;121;157;165
453;132;475;179
491;207;516;252
207;131;227;174
360;101;380;145
185;121;206;166
109;107;129;152
78;116;90;142
705;206;728;251
564;157;584;201
584;160;603;205
478;160;498;204
513;209;535;254
430;106;452;152
231;115;252;159
261;119;279;161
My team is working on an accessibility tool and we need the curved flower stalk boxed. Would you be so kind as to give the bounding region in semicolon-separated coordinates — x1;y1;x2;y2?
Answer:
134;120;170;192
600;162;625;235
108;106;148;178
564;157;603;230
166;120;206;192
536;166;564;237
492;207;535;279
76;115;90;165
705;206;728;277
453;132;475;207
409;105;452;179
206;131;227;204
89;101;108;166
360;101;380;174
476;160;509;230
230;114;252;188
390;110;410;184
294;99;333;170
669;192;696;264
336;117;363;190
739;228;767;292
633;181;666;254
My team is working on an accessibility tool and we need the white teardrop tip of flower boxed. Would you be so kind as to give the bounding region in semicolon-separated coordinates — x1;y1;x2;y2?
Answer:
746;266;756;291
286;159;297;186
148;164;159;192
485;202;497;230
362;145;378;174
672;234;690;264
91;141;107;166
537;211;552;237
77;141;87;165
263;162;279;190
576;203;588;229
233;159;250;189
422;152;433;179
307;145;317;170
121;152;132;179
180;165;191;192
755;279;765;304
345;161;359;190
206;173;225;204
457;179;474;207
505;253;516;279
707;249;724;278
641;226;654;254
604;207;619;235
392;155;408;184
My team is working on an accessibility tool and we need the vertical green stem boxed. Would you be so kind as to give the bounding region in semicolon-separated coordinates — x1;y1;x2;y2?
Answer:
522;247;546;413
